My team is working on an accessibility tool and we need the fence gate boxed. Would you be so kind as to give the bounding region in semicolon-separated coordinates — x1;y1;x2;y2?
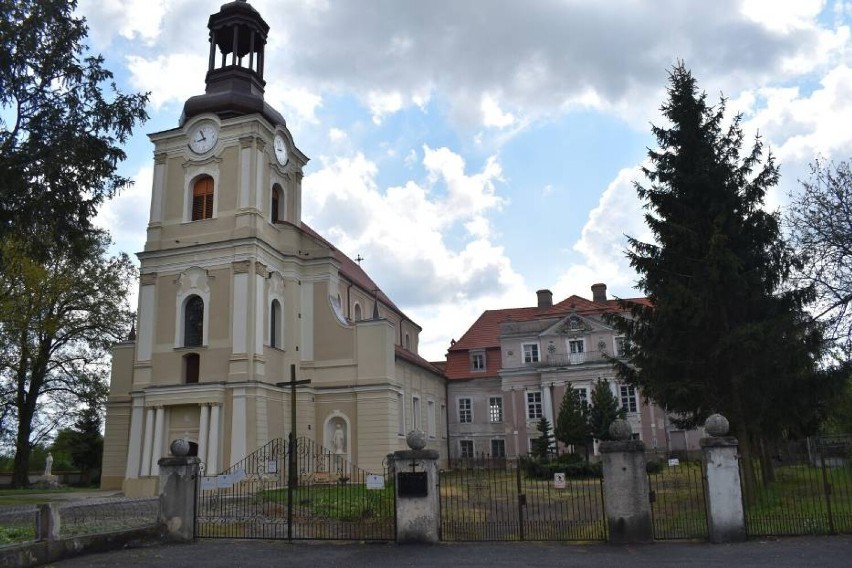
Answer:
647;462;708;540
439;458;606;541
742;439;852;537
195;437;395;540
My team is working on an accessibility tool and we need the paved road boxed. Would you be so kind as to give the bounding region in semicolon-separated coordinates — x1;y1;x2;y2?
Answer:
49;535;852;568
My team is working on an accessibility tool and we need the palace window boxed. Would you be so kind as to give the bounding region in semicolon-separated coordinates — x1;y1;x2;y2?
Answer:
620;384;638;413
427;400;436;437
184;295;204;347
413;396;421;430
491;439;506;458
489;397;503;423
523;343;540;363
471;352;485;371
527;391;543;420
615;336;632;357
460;440;474;459
458;398;472;423
191;176;214;221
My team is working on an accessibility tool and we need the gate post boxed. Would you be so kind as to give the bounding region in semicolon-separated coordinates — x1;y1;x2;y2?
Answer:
701;414;746;543
158;439;201;542
392;431;439;544
600;419;653;544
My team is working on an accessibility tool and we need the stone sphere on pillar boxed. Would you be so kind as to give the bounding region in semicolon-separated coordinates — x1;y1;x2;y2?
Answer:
170;438;190;457
406;430;427;451
609;418;633;441
704;413;730;437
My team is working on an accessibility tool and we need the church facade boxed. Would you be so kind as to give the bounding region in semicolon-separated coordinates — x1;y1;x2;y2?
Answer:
100;0;447;496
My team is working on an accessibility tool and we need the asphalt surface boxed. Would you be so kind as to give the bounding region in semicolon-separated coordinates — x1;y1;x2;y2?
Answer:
47;535;852;568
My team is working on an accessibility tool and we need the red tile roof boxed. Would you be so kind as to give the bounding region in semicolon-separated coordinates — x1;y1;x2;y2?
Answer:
444;293;649;380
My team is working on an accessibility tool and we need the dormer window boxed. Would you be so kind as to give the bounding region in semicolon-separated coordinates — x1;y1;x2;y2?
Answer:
522;343;540;364
471;351;485;371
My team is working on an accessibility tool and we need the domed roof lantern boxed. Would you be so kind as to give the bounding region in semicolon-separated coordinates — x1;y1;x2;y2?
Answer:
181;0;284;126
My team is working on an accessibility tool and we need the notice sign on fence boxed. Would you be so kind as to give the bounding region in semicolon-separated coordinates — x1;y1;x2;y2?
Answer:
366;474;384;490
553;472;566;489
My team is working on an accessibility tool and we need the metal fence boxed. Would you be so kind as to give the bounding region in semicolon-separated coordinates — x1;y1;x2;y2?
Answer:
195;437;395;541
440;457;607;541
648;462;708;540
742;440;852;537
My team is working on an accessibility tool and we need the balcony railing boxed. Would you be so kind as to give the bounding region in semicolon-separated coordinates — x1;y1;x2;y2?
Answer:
528;350;625;367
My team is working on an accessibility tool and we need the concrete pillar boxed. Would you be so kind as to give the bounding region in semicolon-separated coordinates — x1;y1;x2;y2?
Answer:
125;397;145;479
207;404;221;473
392;432;440;543
151;406;165;475
141;407;155;476
600;419;653;544
36;503;61;542
197;403;210;472
701;414;746;543
158;445;201;542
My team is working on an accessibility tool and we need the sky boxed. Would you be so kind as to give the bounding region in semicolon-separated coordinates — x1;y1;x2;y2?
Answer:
81;0;852;361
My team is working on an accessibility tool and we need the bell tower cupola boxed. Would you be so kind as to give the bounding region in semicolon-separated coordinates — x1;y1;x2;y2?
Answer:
181;0;284;126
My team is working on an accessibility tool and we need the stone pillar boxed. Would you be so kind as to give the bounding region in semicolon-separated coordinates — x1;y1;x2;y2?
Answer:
36;503;61;542
141;406;155;476
701;414;746;543
392;431;440;544
599;419;653;544
158;439;201;542
207;403;221;473
197;403;210;472
151;406;165;475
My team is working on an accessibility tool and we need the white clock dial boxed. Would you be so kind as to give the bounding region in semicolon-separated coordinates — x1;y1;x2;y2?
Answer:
189;123;218;154
274;133;289;166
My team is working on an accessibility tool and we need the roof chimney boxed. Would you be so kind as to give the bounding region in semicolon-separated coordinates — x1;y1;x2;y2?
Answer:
536;289;553;308
591;283;607;304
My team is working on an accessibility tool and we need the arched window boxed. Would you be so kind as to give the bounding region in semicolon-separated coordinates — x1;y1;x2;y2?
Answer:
271;184;284;223
192;176;214;221
183;353;200;383
184;295;204;347
353;303;362;321
270;299;282;348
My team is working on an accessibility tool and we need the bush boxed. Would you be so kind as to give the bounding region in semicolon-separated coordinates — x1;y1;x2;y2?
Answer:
646;460;663;474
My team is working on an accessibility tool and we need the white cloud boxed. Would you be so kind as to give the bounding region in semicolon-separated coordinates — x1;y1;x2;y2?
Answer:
481;95;516;128
367;91;404;124
95;165;152;260
126;53;207;110
78;0;164;46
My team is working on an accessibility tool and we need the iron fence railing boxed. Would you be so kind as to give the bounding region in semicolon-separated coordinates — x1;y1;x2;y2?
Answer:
195;437;395;541
648;463;708;540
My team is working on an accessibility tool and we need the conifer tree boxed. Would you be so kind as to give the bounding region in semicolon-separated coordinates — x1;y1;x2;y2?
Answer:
531;417;555;460
610;63;832;483
555;387;590;459
587;379;624;442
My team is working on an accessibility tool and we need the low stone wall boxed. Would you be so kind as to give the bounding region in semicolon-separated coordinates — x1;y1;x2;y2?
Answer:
0;526;160;568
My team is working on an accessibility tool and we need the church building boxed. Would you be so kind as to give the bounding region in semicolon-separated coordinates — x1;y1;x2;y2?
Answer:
100;0;447;496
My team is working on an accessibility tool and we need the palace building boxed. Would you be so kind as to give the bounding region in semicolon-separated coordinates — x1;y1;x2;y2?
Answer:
100;0;446;496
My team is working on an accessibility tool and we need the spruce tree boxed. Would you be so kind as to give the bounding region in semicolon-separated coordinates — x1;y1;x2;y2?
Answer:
611;63;830;482
531;417;555;460
587;380;625;442
555;387;590;459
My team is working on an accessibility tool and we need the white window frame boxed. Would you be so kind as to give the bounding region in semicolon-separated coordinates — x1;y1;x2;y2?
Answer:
471;351;486;371
458;397;472;424
527;391;543;420
575;387;589;406
412;396;422;430
397;392;405;435
460;440;474;459
427;400;436;437
491;439;506;458
615;336;631;357
489;396;503;423
620;384;638;413
522;342;540;364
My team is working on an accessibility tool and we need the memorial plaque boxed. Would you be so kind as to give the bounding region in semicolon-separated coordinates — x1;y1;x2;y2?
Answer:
398;471;428;497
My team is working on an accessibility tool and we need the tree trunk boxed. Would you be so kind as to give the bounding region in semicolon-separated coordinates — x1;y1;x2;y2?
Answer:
11;416;33;488
758;437;776;484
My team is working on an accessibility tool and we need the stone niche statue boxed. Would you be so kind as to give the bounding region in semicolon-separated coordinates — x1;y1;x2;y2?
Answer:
331;420;346;455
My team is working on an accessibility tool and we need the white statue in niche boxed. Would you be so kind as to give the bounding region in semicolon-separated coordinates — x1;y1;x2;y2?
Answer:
332;423;346;454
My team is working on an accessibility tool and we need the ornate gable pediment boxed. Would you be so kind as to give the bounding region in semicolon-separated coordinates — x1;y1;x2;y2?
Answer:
542;312;611;337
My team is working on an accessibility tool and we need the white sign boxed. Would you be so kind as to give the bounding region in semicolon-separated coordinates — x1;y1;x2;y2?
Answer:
553;472;566;489
200;476;217;490
366;474;385;490
668;458;680;467
267;460;278;474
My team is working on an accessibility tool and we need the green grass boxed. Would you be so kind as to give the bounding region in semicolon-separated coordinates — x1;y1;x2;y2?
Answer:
0;524;35;546
262;484;395;522
0;487;91;508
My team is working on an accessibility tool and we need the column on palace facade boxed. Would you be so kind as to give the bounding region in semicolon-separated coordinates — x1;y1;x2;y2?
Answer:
125;397;145;479
542;383;555;426
141;407;155;476
150;406;165;475
197;403;210;470
207;404;221;473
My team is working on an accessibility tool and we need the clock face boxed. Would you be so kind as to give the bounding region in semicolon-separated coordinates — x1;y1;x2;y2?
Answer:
189;123;218;154
274;133;289;166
